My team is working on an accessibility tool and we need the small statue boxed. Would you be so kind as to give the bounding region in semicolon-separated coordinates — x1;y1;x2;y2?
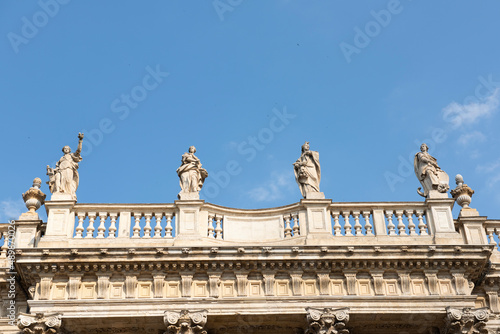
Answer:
176;146;208;200
46;133;84;200
293;142;324;199
414;143;449;198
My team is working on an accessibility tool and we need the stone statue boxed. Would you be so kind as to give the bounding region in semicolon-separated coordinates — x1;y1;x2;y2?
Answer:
414;143;449;198
176;146;208;200
293;142;324;199
46;133;84;200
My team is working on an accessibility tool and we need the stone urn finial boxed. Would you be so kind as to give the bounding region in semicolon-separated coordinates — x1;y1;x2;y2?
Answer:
450;174;474;208
22;178;47;214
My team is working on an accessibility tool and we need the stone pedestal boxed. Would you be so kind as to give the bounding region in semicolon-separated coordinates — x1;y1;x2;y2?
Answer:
174;200;205;245
425;198;463;244
301;199;332;243
39;200;76;245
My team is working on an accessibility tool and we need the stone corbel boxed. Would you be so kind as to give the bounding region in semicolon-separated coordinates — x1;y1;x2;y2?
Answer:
67;274;83;300
425;271;439;296
181;274;193;297
125;275;137;298
208;273;220;298
97;274;111;299
485;279;500;314
164;309;208;334
443;307;489;334
305;307;350;334
344;272;357;296
38;274;53;300
235;273;248;297
18;312;63;334
398;273;411;296
263;272;275;296
153;273;166;298
371;272;385;296
290;272;303;296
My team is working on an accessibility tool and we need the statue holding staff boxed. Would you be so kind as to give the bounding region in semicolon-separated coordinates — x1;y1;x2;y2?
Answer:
47;133;84;200
414;143;449;198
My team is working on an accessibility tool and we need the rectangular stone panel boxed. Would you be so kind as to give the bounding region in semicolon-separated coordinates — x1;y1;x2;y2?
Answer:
223;215;282;241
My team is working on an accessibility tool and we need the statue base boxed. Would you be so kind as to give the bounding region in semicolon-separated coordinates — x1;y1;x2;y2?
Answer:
459;207;479;217
50;192;76;201
177;192;200;200
304;192;325;199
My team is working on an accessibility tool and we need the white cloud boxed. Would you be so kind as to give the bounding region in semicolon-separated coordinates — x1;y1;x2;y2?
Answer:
0;199;25;223
442;88;499;128
476;159;500;174
457;131;486;146
247;171;295;202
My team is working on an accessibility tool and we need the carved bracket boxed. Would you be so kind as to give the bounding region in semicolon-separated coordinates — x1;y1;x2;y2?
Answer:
305;307;350;334
164;310;208;334
443;307;489;334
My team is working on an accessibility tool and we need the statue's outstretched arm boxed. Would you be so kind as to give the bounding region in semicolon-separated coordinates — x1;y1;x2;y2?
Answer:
75;133;84;155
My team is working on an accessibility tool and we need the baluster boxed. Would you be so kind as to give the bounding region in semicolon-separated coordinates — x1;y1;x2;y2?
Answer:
132;213;142;238
165;213;173;238
415;210;428;235
143;213;152;238
362;211;373;236
109;213;118;238
284;215;292;238
395;210;407;236
332;211;342;236
405;210;417;236
487;228;497;246
75;212;86;238
154;213;163;238
215;216;223;239
343;211;353;236
385;210;396;236
85;212;96;238
352;211;362;236
97;212;108;238
494;228;500;249
292;213;300;236
207;214;215;238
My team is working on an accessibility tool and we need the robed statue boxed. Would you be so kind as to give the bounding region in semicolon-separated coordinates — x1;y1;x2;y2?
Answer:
46;133;84;200
414;143;449;198
293;142;324;199
176;146;208;200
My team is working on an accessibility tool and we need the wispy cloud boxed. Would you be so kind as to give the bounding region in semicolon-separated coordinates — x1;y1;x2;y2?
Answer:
442;88;499;128
247;171;295;202
457;131;486;146
476;159;500;174
0;199;24;223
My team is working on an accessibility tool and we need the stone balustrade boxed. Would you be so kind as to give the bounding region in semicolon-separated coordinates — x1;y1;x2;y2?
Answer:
485;219;500;250
9;197;486;249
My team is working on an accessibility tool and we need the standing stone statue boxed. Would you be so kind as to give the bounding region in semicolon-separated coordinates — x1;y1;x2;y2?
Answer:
176;146;208;200
414;143;449;198
293;142;324;199
46;133;84;200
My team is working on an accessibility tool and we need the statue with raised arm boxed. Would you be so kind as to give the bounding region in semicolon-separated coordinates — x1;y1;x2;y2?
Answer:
293;141;324;199
46;133;84;200
176;146;208;200
414;143;450;198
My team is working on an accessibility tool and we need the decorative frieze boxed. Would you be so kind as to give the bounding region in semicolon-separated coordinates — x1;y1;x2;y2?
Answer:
164;310;207;334
305;307;350;334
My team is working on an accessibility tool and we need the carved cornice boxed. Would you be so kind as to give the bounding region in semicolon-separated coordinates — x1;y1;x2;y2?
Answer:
18;312;62;334
305;307;350;334
164;310;208;334
443;307;489;334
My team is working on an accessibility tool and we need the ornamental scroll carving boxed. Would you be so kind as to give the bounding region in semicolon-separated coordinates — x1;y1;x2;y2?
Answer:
164;310;208;334
305;307;350;334
17;312;62;334
443;307;489;334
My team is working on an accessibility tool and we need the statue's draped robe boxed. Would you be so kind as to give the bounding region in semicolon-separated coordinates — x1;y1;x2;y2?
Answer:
414;152;440;186
294;150;321;198
55;153;82;196
176;153;208;192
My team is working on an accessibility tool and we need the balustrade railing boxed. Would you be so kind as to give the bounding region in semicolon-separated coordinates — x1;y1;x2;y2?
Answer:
283;212;300;238
329;203;429;237
207;213;224;239
73;204;176;239
485;220;500;251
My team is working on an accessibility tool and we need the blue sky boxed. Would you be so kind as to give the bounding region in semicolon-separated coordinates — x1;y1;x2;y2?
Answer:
1;0;500;223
